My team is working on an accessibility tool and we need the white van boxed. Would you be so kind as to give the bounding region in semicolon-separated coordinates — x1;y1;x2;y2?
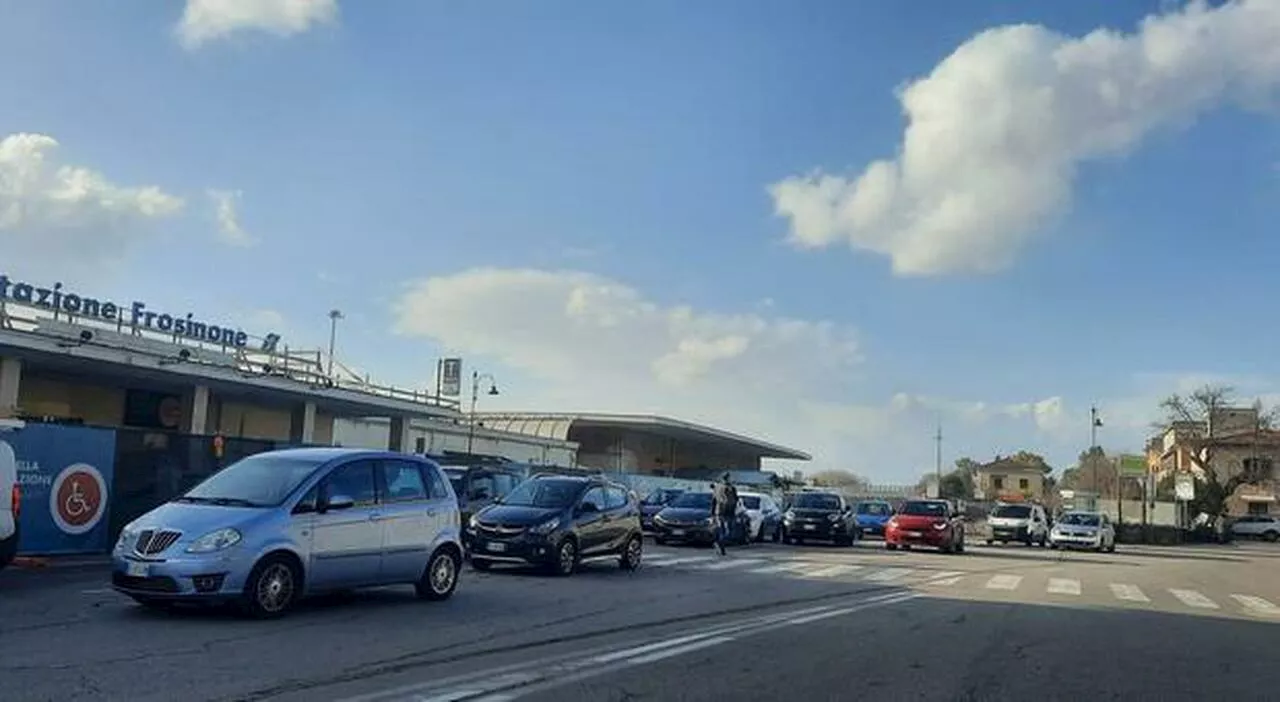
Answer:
0;439;19;569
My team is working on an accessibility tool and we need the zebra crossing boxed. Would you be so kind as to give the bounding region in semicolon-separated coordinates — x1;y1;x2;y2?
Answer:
639;553;1280;619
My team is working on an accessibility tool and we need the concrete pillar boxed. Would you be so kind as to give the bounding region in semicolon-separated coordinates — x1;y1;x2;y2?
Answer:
289;402;317;445
188;385;210;435
0;357;20;415
388;416;411;453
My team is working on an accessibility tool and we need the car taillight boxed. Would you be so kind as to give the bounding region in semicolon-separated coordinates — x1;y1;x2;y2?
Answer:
10;483;19;519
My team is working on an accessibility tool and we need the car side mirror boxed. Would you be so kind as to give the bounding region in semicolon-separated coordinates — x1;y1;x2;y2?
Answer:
321;494;355;512
577;502;599;515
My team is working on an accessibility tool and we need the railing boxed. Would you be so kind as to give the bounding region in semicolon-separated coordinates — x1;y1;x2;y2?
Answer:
0;297;461;412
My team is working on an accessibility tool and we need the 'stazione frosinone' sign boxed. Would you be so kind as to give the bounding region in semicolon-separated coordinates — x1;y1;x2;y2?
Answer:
0;274;278;350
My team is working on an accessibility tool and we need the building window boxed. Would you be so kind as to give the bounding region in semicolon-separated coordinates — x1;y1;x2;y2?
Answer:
993;476;1004;490
1247;502;1270;516
1243;458;1276;479
1019;478;1029;490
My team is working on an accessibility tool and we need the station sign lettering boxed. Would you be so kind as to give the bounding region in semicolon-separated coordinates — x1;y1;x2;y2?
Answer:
0;274;276;350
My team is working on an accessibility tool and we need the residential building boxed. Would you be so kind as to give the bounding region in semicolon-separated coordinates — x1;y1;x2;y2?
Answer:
973;456;1047;502
1148;407;1280;516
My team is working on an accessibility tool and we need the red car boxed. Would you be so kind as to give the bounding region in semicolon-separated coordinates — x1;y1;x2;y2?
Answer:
885;499;965;553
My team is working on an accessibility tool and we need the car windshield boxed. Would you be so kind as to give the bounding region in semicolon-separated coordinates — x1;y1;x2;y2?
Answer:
993;505;1032;519
643;489;682;505
857;502;891;516
669;492;713;509
501;478;583;509
899;501;948;517
793;493;841;510
180;453;326;507
444;469;467;499
1059;513;1101;527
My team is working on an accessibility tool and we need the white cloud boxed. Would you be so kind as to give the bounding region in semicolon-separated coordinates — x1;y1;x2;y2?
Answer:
176;0;339;49
390;267;1065;479
771;0;1280;275
207;189;254;246
0;132;184;277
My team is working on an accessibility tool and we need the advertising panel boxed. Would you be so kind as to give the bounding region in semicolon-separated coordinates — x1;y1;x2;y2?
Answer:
2;424;117;555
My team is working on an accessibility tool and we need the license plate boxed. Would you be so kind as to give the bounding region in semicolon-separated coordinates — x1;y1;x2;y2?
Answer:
670;529;685;536
803;524;816;531
126;561;149;578
486;542;507;553
907;531;923;538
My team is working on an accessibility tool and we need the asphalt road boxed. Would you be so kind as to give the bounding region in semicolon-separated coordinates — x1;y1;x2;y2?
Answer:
3;538;1279;702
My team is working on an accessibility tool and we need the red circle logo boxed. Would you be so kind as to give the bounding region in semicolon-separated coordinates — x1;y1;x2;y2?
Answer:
49;464;107;535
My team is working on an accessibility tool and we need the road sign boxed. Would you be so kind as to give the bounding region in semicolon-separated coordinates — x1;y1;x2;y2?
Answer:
1175;474;1195;501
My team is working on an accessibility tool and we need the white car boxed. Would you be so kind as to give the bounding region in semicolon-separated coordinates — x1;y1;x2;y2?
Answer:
1230;516;1280;542
986;502;1049;547
0;439;19;570
736;491;782;542
1049;511;1115;552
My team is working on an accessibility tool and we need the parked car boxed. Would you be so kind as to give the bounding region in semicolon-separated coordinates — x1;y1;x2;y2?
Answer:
885;499;965;553
652;491;750;546
1049;511;1116;552
1229;515;1280;542
782;491;859;546
468;474;643;576
111;448;464;618
442;463;526;552
639;488;685;532
986;502;1049;547
738;491;783;542
0;439;18;570
853;500;894;538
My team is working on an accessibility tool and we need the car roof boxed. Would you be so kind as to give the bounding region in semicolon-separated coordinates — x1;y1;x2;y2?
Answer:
264;447;427;463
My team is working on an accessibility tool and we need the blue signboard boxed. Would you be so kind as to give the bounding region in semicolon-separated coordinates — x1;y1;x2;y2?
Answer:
1;424;117;555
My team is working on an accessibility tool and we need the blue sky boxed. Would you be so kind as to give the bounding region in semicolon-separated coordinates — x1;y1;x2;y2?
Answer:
2;0;1279;481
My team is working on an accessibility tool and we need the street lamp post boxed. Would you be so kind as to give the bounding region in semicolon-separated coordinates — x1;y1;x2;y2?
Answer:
1090;406;1104;505
326;309;344;377
466;371;499;454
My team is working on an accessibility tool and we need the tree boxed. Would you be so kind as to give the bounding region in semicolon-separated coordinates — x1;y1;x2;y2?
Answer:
1160;384;1278;518
810;469;870;493
1009;450;1053;474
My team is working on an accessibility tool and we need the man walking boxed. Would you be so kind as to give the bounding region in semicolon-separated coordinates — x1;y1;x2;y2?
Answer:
711;473;739;556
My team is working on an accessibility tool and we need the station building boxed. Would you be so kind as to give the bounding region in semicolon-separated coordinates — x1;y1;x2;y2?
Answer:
0;272;809;555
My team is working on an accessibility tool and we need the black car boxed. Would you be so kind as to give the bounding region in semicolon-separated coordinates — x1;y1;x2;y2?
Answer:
651;492;750;546
467;474;643;576
783;491;859;546
640;488;685;532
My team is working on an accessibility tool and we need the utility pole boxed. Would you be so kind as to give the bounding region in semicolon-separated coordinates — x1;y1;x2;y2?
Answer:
326;309;343;377
934;418;943;485
466;370;499;455
1090;406;1103;508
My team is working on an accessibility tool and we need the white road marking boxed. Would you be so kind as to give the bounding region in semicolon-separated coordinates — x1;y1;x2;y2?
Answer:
627;636;735;664
802;564;862;578
927;576;963;587
1047;578;1081;596
746;561;815;575
926;571;964;581
698;558;765;571
1109;583;1150;602
644;556;715;568
1230;594;1280;616
863;567;912;583
985;574;1023;591
1169;589;1219;609
80;588;113;595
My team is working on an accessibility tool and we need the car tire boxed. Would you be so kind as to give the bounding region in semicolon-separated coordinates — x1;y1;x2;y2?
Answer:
416;547;461;601
771;525;781;543
471;558;492;571
955;534;965;554
886;543;898;551
985;539;993;545
1050;543;1059;550
1264;531;1279;543
619;534;643;571
551;539;578;577
1038;533;1048;547
241;554;301;620
754;523;765;543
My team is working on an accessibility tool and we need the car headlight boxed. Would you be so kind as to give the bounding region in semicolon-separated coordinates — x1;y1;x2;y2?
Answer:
933;522;949;530
703;516;716;526
887;517;898;528
827;514;841;522
185;527;242;553
784;510;795;521
468;514;480;529
530;517;560;535
115;525;138;551
653;514;667;524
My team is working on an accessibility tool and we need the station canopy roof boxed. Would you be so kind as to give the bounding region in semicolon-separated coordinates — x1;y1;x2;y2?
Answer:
473;412;811;461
